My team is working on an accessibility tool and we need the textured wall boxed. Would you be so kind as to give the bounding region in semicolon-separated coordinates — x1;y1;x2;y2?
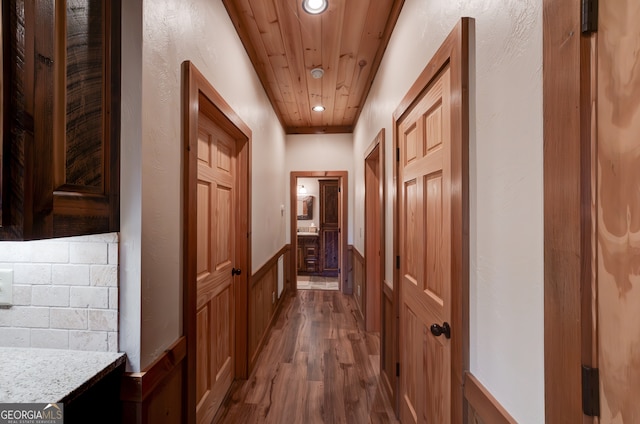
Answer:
134;0;287;370
285;134;354;245
352;0;543;422
0;234;119;352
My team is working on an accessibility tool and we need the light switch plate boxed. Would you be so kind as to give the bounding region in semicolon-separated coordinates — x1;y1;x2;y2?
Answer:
0;269;13;306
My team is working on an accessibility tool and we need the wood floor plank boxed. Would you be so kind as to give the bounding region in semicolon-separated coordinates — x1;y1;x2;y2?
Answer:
216;290;399;424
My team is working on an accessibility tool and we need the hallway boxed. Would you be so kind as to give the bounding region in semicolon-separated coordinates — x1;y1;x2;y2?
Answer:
216;290;398;423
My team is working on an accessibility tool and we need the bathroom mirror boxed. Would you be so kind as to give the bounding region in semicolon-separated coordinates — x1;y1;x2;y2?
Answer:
297;196;313;220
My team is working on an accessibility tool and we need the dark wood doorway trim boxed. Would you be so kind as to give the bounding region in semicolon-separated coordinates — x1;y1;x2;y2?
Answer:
543;0;596;422
364;130;385;332
182;61;252;424
290;171;348;293
393;18;469;423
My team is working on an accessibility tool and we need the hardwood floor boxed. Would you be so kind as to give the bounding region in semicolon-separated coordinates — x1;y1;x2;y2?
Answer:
297;275;340;290
215;290;399;423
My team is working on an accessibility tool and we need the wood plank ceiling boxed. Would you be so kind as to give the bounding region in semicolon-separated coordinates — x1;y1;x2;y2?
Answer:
222;0;405;134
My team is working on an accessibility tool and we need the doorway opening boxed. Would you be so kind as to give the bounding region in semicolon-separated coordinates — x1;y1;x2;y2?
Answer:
290;171;348;294
295;177;339;290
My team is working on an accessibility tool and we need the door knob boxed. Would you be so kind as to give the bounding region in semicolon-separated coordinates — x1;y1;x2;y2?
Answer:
430;322;451;339
231;268;242;276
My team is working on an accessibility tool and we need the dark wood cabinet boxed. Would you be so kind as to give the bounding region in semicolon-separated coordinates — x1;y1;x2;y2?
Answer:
319;180;339;276
297;235;319;274
1;0;120;240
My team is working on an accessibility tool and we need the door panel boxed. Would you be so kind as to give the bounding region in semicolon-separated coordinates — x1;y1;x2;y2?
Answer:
399;65;452;424
597;1;640;422
196;112;236;424
215;186;232;270
401;303;420;424
425;173;444;300
320;180;340;276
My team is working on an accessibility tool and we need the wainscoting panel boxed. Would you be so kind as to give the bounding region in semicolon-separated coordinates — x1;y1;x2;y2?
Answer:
249;245;291;371
381;282;396;410
464;372;516;424
351;246;365;320
121;337;187;424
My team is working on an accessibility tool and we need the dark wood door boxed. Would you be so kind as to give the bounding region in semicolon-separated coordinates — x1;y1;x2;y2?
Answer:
319;180;339;277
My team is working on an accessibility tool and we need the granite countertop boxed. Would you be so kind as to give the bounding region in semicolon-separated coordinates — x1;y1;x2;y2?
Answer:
0;348;126;404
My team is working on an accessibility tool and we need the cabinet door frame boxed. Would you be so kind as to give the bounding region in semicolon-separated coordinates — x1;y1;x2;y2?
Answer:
0;0;121;240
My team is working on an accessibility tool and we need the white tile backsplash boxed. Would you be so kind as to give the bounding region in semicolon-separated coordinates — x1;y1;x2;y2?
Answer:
32;286;70;307
70;242;108;264
50;308;88;330
0;233;119;352
0;328;30;347
32;242;70;263
13;263;51;285
90;265;118;287
0;242;32;262
30;329;69;349
69;330;108;351
108;243;119;265
89;310;117;332
107;331;118;352
108;288;118;309
70;287;109;309
12;285;32;306
52;264;91;286
0;306;50;328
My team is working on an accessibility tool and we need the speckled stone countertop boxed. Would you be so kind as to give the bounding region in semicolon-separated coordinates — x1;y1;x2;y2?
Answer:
0;348;126;403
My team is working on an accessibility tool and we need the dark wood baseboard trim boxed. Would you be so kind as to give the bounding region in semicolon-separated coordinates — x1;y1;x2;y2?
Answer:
464;372;516;424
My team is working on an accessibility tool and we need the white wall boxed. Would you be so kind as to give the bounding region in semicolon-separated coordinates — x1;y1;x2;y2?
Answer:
285;134;354;245
119;0;287;371
352;0;543;422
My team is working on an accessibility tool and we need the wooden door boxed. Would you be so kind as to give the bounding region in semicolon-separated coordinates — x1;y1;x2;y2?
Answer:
320;179;339;276
195;112;236;424
595;1;640;421
399;65;452;424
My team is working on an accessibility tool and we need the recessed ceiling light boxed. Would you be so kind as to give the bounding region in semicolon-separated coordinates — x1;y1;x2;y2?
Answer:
312;105;325;112
310;67;324;79
302;0;328;15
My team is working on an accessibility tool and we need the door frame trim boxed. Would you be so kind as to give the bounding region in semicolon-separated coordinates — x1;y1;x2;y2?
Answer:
290;171;348;293
182;61;252;424
364;130;385;333
365;130;392;399
392;18;470;423
542;0;596;422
